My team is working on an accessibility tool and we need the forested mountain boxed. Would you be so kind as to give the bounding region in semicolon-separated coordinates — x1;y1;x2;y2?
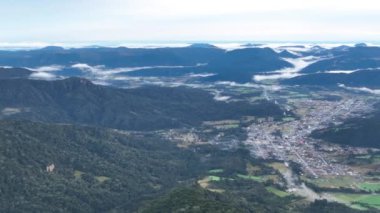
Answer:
0;120;206;212
0;67;32;79
0;120;364;213
203;48;293;82
282;69;380;89
312;105;380;148
301;46;380;73
0;78;284;130
124;47;293;83
141;186;367;213
0;46;294;83
1;44;379;212
2;45;380;85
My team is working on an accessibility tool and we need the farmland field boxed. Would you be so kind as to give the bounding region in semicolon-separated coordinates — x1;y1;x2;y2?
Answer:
306;176;358;189
359;182;380;192
266;187;289;197
237;174;263;182
332;193;380;210
208;176;222;181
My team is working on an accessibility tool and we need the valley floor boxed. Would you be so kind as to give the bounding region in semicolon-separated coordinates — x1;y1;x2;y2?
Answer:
165;83;380;210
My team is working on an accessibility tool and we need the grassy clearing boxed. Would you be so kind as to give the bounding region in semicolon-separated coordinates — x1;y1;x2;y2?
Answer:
95;176;110;183
266;187;289;197
203;120;239;126
350;204;369;211
355;155;371;159
237;174;263;182
372;157;380;164
74;170;85;179
334;193;364;202
208;188;225;193
203;120;240;129
208;176;222;181
357;195;380;207
215;124;239;129
309;176;358;189
332;193;380;210
264;175;280;182
197;176;225;193
246;163;261;174
198;177;210;189
233;87;260;94
359;182;380;192
282;117;295;122
74;171;110;183
208;169;224;174
331;193;368;210
267;162;288;173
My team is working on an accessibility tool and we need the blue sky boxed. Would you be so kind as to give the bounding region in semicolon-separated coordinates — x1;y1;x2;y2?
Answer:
1;0;379;44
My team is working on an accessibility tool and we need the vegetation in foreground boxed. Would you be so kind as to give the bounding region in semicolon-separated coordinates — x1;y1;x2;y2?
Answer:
0;120;371;212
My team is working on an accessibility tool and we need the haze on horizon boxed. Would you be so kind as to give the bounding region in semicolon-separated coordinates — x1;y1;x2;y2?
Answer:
1;0;379;45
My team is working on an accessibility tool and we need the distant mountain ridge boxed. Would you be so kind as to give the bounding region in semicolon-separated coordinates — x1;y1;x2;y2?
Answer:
312;103;380;148
0;67;32;79
0;45;293;83
0;45;224;68
282;69;380;89
203;48;293;82
124;47;294;82
1;44;380;84
300;46;380;73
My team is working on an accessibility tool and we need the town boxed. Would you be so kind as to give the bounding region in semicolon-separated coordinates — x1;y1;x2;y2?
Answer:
245;94;376;178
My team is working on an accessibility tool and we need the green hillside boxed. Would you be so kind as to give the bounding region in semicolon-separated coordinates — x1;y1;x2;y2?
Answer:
0;78;285;131
0;120;205;212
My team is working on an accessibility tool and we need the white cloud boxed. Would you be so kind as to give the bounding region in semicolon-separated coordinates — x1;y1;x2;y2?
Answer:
253;56;321;81
253;73;303;81
338;84;380;95
27;65;64;72
325;70;358;74
29;72;58;80
324;67;380;74
187;73;216;78
1;108;22;116
71;63;196;80
215;81;283;91
212;90;231;101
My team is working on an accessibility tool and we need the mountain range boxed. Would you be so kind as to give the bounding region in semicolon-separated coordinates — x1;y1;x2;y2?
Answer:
0;77;285;131
1;44;380;87
1;43;379;212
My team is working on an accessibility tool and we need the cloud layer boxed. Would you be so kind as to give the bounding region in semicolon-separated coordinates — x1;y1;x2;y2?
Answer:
253;56;320;81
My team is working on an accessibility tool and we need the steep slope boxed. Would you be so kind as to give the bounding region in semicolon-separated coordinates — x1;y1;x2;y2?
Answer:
312;106;380;148
0;67;32;79
0;120;204;212
204;48;293;82
140;187;241;213
141;186;366;213
126;48;294;83
0;46;296;83
301;46;380;73
282;69;380;89
0;78;285;130
279;50;299;58
0;120;370;212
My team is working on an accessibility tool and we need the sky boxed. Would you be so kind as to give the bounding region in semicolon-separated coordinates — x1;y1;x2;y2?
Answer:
0;0;379;45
